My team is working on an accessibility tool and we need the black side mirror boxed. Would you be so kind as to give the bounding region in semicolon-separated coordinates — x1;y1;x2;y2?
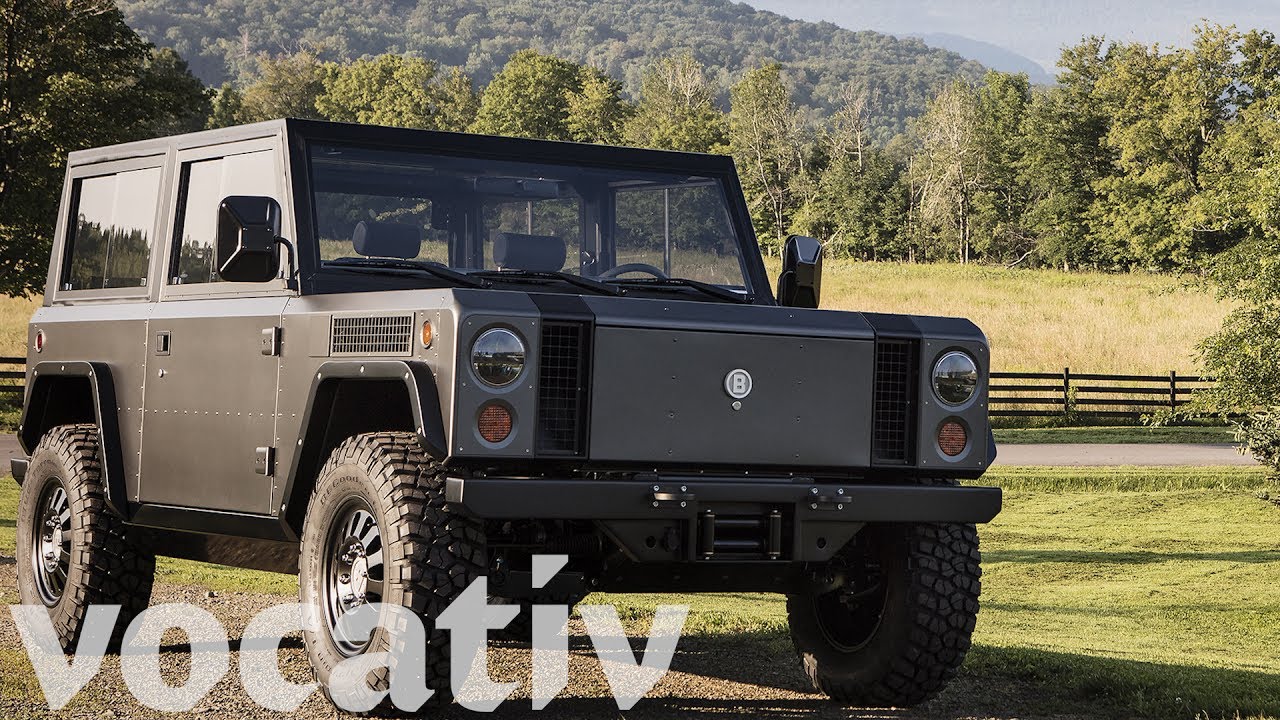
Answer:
777;235;823;309
216;196;282;283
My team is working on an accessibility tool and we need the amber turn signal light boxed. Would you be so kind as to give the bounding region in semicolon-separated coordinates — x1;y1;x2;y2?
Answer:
938;420;968;457
478;403;513;444
421;319;433;349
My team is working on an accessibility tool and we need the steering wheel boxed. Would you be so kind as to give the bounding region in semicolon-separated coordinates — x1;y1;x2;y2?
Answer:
598;263;669;279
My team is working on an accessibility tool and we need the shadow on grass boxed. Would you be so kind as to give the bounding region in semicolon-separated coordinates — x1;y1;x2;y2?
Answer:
987;548;1280;565
461;633;1280;720
964;643;1280;720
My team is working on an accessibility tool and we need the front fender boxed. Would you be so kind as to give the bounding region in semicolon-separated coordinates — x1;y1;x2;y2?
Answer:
282;360;446;535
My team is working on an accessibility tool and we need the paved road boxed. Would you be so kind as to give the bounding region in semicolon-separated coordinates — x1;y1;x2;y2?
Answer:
993;442;1257;467
1;433;20;468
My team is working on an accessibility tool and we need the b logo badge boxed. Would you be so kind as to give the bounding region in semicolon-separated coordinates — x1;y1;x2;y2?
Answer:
724;369;753;399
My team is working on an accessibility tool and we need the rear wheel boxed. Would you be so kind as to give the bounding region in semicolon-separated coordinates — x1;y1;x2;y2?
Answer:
299;432;485;711
787;521;981;707
15;424;155;650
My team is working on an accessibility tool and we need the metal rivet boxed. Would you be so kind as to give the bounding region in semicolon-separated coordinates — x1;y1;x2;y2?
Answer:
810;503;818;510
731;401;742;411
653;485;660;492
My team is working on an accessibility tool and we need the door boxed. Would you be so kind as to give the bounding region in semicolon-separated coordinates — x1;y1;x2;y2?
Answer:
139;140;293;515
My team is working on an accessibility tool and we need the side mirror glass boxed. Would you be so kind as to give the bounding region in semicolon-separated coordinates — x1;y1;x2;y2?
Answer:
216;196;282;283
777;235;823;309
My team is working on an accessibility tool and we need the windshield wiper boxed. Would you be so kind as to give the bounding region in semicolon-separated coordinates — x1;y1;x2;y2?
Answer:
604;277;749;304
470;269;623;296
326;258;490;288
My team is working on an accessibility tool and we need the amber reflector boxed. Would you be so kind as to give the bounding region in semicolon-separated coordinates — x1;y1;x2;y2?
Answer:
421;320;433;349
478;404;513;444
938;420;968;457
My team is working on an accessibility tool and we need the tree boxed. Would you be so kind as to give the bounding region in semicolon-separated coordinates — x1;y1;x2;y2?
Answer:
237;50;326;122
316;54;441;129
207;82;244;129
566;66;632;144
470;49;582;140
1088;25;1241;269
435;67;481;133
729;63;807;252
970;71;1032;262
910;79;982;262
624;52;728;153
0;0;209;296
1017;38;1115;270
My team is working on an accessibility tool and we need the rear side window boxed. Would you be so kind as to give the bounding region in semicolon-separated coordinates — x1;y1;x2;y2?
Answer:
171;150;280;284
62;167;162;291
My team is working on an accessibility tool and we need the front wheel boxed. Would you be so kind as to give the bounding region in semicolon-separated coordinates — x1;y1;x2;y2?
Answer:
299;432;485;711
786;522;982;707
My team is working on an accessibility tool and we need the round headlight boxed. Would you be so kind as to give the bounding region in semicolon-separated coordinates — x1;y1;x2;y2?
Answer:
472;328;525;387
933;351;978;406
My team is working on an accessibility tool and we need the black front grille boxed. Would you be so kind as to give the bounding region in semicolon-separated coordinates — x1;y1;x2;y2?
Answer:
536;322;589;455
872;340;917;464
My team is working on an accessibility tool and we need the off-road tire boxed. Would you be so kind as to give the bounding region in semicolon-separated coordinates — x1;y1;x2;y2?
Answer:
787;519;981;707
15;424;156;651
299;432;485;712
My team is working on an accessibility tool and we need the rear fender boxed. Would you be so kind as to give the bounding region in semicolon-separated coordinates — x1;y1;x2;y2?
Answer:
19;361;128;517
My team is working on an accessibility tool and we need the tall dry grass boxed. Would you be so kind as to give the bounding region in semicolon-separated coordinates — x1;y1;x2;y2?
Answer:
0;295;38;358
0;262;1228;374
817;261;1227;373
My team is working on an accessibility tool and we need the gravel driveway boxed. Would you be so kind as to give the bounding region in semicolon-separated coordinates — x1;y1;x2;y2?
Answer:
0;560;1058;720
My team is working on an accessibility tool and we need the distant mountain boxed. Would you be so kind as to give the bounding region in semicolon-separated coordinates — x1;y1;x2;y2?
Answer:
743;0;1280;77
118;0;989;143
911;33;1054;85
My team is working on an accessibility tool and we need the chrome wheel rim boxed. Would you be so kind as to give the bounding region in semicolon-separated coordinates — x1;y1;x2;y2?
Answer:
323;499;385;656
32;480;71;607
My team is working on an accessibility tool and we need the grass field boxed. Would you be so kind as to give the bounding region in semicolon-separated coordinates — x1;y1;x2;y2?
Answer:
819;261;1226;374
2;467;1278;718
1;263;1225;375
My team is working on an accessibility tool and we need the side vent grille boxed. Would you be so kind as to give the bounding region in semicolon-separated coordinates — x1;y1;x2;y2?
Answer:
330;314;414;356
872;339;917;464
537;321;589;455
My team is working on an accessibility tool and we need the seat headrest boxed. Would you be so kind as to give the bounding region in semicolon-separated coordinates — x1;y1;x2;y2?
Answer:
493;233;567;272
352;221;422;260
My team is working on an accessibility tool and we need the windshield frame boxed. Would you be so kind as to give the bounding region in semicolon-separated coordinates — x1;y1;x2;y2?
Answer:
286;120;773;302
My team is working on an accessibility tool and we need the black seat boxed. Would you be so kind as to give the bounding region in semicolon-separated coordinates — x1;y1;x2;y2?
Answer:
493;232;567;272
352;221;422;259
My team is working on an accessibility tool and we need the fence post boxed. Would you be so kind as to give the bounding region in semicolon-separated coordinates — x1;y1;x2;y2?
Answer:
1170;370;1177;412
1062;366;1071;416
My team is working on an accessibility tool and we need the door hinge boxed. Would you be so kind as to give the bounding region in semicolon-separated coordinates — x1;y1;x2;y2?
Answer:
261;326;282;356
255;446;276;476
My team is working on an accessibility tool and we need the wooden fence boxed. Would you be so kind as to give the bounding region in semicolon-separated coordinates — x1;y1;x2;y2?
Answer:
0;356;22;396
989;369;1213;419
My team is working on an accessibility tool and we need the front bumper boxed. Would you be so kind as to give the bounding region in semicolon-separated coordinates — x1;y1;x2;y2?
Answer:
446;476;1001;563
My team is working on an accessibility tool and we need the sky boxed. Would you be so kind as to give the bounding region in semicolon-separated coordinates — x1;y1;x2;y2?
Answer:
740;1;1280;73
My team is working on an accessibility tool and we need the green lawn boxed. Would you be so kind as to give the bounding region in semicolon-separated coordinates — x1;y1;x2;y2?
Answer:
4;469;1280;718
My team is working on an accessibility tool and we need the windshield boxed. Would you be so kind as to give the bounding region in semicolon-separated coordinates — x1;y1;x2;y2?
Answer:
308;144;750;292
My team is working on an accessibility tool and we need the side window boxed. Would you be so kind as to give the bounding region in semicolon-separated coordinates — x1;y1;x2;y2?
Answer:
171;150;280;284
62;167;162;291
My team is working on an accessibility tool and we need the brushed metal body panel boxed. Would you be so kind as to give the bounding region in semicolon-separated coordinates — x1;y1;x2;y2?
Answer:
140;297;287;513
